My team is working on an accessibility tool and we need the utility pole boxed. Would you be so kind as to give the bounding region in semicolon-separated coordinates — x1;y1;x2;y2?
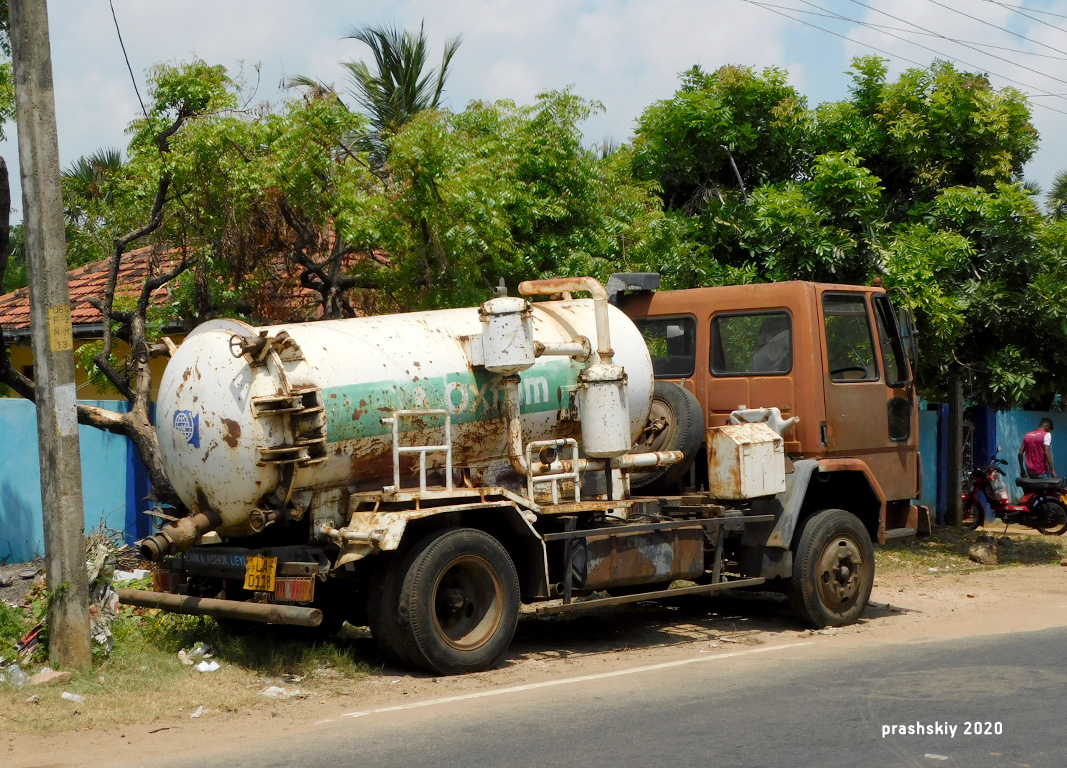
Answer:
9;0;91;669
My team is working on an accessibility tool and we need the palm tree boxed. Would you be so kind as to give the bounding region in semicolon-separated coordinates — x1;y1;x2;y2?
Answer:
61;147;124;226
293;22;461;168
1048;169;1067;221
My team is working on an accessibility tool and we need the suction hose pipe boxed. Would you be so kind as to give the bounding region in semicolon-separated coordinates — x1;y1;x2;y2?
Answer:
518;277;613;365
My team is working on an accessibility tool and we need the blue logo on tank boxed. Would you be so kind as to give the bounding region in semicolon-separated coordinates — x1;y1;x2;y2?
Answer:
173;410;199;449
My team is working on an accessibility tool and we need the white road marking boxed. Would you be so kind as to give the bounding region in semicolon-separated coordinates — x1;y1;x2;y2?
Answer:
339;642;814;720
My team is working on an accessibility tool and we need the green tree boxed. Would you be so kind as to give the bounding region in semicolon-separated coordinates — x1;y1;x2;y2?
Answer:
883;183;1061;407
358;91;677;309
813;57;1037;217
1048;169;1067;221
295;22;461;169
633;64;809;212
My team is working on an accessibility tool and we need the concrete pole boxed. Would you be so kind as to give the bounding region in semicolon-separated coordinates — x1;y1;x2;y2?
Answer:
9;0;91;669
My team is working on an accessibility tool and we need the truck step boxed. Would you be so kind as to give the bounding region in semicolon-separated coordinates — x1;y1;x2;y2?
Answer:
883;527;916;541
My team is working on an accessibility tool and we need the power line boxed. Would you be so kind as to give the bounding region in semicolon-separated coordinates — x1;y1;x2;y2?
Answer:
927;0;1067;57
110;0;147;119
982;0;1067;30
759;1;1067;61
742;0;1067;117
737;0;930;69
843;0;1067;89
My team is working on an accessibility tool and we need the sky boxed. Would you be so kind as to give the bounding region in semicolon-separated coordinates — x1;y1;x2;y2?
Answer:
3;0;1067;218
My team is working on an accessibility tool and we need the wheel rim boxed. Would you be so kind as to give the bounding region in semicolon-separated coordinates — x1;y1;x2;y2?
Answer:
431;555;505;652
638;398;677;453
815;535;865;608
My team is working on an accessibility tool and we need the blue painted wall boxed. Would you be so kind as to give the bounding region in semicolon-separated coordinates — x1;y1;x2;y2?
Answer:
0;399;151;565
917;410;939;511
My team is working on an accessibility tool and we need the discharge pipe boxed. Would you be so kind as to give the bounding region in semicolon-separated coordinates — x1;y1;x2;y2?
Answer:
519;277;613;365
137;506;221;562
117;589;322;627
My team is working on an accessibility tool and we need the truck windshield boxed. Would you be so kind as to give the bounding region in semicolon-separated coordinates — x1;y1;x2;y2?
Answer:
634;316;696;377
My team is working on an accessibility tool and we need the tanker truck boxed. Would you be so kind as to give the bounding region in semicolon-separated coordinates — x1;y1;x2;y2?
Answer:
119;275;926;675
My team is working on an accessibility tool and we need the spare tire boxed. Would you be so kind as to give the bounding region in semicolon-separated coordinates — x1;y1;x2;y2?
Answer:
630;381;705;493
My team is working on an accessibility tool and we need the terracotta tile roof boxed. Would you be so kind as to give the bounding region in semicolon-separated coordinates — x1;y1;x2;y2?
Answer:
0;245;178;333
0;245;390;334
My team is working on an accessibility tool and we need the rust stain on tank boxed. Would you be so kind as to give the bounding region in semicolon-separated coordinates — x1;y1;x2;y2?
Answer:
221;418;241;448
351;408;364;421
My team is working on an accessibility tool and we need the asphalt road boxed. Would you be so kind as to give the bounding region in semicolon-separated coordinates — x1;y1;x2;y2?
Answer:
159;627;1067;768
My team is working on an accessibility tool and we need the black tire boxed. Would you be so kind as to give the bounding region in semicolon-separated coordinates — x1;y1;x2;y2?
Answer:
1033;499;1067;536
366;554;422;668
788;509;874;628
961;501;984;530
630;381;704;493
396;528;520;675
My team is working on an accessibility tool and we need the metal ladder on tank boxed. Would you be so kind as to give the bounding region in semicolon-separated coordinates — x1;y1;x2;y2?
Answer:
380;409;453;493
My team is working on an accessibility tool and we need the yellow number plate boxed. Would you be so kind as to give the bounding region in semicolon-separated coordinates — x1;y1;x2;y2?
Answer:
243;556;277;592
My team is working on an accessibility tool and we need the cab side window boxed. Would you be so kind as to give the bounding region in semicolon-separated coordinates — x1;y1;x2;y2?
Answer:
710;312;792;376
823;294;878;382
634;316;696;377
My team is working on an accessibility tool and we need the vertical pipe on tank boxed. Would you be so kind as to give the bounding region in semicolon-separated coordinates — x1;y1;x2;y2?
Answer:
518;277;613;365
504;375;529;476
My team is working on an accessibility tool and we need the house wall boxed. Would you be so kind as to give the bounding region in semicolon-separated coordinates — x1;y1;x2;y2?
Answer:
0;398;151;564
3;340;172;400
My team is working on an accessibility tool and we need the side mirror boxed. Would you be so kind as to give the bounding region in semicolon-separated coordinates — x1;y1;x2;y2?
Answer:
896;307;918;374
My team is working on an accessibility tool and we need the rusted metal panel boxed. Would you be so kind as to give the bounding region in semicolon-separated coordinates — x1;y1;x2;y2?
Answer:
707;422;787;499
574;527;704;591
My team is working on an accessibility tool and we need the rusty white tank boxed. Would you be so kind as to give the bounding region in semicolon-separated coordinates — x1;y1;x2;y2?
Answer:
155;298;655;537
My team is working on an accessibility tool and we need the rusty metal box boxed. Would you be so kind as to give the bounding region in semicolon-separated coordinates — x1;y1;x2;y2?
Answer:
707;422;786;499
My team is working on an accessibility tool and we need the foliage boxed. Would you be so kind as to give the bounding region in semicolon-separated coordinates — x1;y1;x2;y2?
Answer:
294;21;461;170
882;183;1061;407
813;57;1037;217
633;64;809;211
1048;169;1067;221
0;598;31;653
359;91;676;308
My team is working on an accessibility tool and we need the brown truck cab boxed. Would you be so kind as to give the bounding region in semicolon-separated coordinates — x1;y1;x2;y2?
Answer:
613;274;926;566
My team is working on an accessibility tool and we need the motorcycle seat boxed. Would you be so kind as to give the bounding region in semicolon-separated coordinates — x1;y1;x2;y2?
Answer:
1015;476;1067;493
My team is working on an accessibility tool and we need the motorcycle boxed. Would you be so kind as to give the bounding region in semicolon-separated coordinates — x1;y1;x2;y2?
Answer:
962;451;1067;535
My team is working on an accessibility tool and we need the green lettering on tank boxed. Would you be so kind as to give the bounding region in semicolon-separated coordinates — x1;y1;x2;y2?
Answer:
322;360;579;443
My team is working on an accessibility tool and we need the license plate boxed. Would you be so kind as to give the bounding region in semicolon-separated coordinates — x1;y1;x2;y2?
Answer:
243;555;277;592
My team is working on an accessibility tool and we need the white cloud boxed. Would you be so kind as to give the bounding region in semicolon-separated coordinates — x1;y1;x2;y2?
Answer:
0;0;1062;215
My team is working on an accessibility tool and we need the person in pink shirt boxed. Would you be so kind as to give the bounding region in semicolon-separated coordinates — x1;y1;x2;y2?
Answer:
1018;418;1056;479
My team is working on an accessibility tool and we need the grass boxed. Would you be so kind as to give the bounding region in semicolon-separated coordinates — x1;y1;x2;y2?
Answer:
876;524;1067;574
0;605;375;734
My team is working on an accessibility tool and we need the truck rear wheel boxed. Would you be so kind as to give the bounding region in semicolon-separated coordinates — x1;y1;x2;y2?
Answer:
397;528;520;675
789;509;873;628
366;554;422;668
631;381;704;493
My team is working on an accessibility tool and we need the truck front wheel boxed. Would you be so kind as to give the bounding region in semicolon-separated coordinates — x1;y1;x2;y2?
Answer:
789;509;873;628
398;528;520;675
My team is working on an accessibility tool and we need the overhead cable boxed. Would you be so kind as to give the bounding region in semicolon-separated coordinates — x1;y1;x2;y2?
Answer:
981;0;1067;34
844;0;1067;87
927;0;1067;57
742;0;1067;117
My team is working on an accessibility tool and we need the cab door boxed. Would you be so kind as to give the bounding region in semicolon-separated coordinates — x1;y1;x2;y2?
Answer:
820;290;917;501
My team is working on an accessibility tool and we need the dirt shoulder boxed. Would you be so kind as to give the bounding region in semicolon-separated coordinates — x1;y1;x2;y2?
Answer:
5;550;1066;768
